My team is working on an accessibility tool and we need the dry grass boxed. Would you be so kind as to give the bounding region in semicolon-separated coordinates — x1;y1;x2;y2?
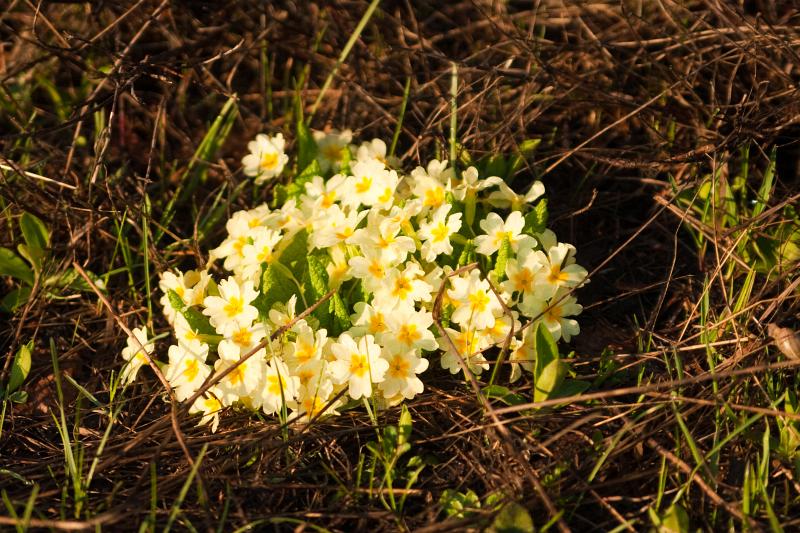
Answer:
1;1;799;530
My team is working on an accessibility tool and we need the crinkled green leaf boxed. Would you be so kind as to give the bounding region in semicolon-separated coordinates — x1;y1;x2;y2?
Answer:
254;264;296;321
276;229;308;270
304;254;333;331
17;243;46;273
494;234;512;279
8;341;33;394
329;292;351;336
489;502;535;533
0;247;34;284
458;239;475;267
523;198;548;235
533;322;564;403
183;307;217;336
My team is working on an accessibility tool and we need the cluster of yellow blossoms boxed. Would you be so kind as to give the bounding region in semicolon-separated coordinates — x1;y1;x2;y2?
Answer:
121;131;588;431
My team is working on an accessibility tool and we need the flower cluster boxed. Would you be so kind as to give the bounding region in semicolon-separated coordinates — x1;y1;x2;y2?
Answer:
121;130;588;431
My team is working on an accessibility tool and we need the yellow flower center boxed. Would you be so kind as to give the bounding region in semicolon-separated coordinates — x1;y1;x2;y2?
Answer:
183;359;199;382
392;276;412;300
349;353;368;377
224;297;244;318
431;222;450;243
231;327;252;347
335;226;354;241
175;285;185;298
322;144;344;162
513;269;533;292
388;354;410;379
233;236;248;256
259;151;279;171
321;190;337;208
297;369;314;386
295;341;315;364
378;187;393;204
423;186;444;207
469;290;490;313
398;324;421;346
257;246;273;263
267;374;286;396
369;312;386;334
355;176;372;194
368;260;385;278
203;396;221;413
547;265;570;284
228;364;246;386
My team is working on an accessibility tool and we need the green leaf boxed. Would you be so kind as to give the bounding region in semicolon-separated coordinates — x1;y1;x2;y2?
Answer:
490;502;535;533
304;254;333;331
439;489;481;519
657;504;690;533
533;322;564;403
483;385;527;406
276;229;309;270
483;155;507;180
330;292;351;335
397;404;412;449
458;239;476;267
1;286;32;313
296;119;317;171
0;247;34;284
19;212;50;251
168;289;186;312
182;307;217;336
282;160;323;201
553;379;590;399
494;234;512;279
7;341;33;394
523;198;548;235
256;263;298;321
17;243;46;273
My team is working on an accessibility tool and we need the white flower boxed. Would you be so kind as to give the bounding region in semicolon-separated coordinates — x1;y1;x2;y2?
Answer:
383;304;438;352
314;129;352;172
343;158;399;209
418;204;462;262
372;261;433;310
348;246;396;293
190;389;224;432
120;326;155;385
521;289;582;342
202;277;259;336
303;174;348;210
240;227;282;283
350;210;415;264
531;241;589;300
210;210;261;272
268;294;298;330
502;240;543;297
165;343;211;401
486;180;545;210
329;333;388;400
290;378;341;423
286;321;327;371
475;211;535;256
242;133;289;184
261;357;300;415
508;329;535;382
452;166;502;202
438;326;490;376
447;269;503;330
310;205;368;249
379;347;429;400
349;302;389;340
213;348;266;405
158;270;209;324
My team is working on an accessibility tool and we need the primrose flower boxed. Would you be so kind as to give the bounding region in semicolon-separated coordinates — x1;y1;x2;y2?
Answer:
452;166;502;202
348;246;396;293
213;348;266;405
343;158;398;208
191;389;224;432
303;174;348;210
210;210;260;272
350;302;389;340
240;227;282;283
355;138;396;167
508;329;535;382
475;211;535;256
531;241;589;300
165;343;211;401
120;326;155;385
286;321;327;371
260;357;300;415
242;133;288;184
383;304;438;352
310;205;368;249
291;378;341;423
502;241;543;298
438;326;490;376
202;277;259;336
350;210;415;264
314;129;352;172
448;269;503;330
329;333;388;400
521;289;583;342
373;261;433;309
486;180;545;210
418;204;462;262
379;347;429;400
